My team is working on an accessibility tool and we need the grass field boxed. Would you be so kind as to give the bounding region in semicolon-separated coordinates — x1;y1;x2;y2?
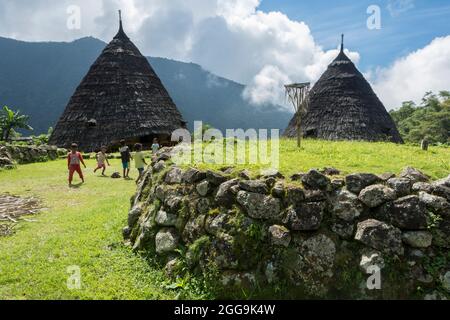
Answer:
0;139;449;300
192;139;450;179
0;158;182;300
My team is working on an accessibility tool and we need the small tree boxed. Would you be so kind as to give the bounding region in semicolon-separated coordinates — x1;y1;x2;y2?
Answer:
0;106;33;141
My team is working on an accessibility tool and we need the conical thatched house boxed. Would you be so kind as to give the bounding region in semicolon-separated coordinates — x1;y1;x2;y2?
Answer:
284;36;403;143
50;13;186;151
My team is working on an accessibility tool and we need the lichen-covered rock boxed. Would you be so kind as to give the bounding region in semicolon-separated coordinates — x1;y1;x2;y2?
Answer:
355;219;404;255
399;167;430;183
196;180;211;197
206;170;228;186
293;234;336;296
345;173;382;194
182;168;206;184
418;192;449;214
387;178;412;197
359;184;396;208
215;179;239;207
155;228;179;254
237;191;282;220
332;189;363;222
284;202;325;231
379;195;429;230
412;182;434;193
239;180;269;194
402;231;433;248
284;186;305;207
432;184;450;202
155;210;177;227
165;167;183;184
302;169;330;190
268;225;291;247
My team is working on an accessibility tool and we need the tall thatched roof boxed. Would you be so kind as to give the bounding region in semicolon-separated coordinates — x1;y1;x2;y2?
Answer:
49;13;185;151
284;36;403;143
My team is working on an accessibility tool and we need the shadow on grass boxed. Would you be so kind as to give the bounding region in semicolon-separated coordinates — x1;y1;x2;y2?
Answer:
69;182;83;189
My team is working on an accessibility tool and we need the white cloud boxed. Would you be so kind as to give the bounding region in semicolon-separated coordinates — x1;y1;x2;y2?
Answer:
370;36;450;109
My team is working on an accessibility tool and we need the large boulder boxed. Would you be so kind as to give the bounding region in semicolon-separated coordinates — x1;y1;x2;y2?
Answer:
237;191;282;220
284;202;325;231
355;219;404;255
345;173;381;194
358;184;396;208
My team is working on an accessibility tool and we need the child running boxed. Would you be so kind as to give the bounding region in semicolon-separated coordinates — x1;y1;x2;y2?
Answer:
119;140;132;179
134;143;148;184
94;146;110;176
67;143;87;187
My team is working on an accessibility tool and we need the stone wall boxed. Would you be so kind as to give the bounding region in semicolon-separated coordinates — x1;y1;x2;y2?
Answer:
124;147;450;299
0;144;66;169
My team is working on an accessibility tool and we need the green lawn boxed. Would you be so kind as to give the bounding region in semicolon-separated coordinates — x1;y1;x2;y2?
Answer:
0;158;179;300
0;139;449;300
192;139;450;180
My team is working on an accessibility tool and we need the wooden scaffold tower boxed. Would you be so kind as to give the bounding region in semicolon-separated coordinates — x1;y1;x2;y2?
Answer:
284;82;311;148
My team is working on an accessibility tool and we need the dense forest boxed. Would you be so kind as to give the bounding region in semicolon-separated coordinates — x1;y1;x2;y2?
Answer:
390;91;450;145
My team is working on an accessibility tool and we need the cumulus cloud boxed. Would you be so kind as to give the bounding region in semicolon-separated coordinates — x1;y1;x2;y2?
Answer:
370;36;450;109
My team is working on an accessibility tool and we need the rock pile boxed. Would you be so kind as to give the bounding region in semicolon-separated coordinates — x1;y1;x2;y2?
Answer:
124;148;450;299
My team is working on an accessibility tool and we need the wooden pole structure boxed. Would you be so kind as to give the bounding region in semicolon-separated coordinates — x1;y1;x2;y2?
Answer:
285;83;311;148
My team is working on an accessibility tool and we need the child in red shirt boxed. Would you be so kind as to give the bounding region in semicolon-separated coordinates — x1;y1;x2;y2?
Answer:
68;143;87;186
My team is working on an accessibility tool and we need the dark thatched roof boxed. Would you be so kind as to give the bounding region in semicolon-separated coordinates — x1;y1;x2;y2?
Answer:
49;16;185;151
284;39;403;143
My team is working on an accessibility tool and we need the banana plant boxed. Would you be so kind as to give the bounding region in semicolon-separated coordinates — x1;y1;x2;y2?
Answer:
0;106;33;141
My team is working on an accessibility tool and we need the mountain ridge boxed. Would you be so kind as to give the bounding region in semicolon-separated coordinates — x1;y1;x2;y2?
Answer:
0;36;292;134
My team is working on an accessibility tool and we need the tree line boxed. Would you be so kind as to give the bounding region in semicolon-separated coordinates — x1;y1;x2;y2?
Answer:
390;91;450;146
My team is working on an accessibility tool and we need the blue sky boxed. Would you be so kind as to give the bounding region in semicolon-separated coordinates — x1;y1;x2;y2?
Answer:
259;0;450;71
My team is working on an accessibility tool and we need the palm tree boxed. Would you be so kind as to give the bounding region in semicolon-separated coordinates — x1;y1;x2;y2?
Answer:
0;106;33;141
